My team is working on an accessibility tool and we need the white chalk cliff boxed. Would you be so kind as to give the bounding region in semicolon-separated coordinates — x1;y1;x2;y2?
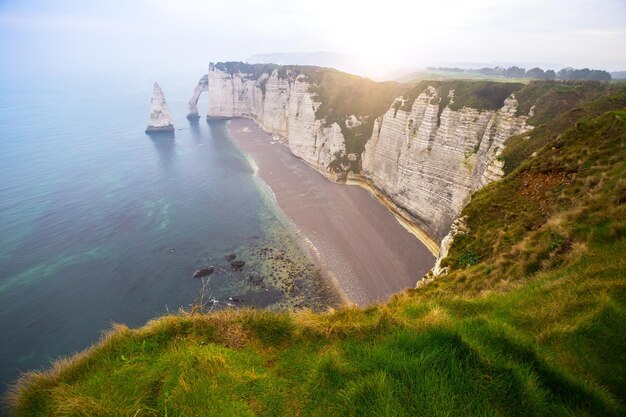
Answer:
188;64;533;249
188;64;350;180
362;88;532;241
146;82;174;133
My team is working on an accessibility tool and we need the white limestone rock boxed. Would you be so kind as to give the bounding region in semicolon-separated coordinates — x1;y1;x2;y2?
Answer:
197;64;348;178
362;88;532;241
345;115;362;128
146;82;174;133
187;74;208;120
432;216;467;276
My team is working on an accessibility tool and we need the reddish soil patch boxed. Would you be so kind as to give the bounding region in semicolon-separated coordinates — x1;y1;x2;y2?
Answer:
518;171;571;213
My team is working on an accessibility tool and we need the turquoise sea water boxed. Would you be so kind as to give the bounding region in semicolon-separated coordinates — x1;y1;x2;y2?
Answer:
0;74;323;392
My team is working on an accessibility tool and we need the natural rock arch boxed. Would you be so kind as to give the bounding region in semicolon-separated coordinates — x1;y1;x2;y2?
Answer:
186;74;209;120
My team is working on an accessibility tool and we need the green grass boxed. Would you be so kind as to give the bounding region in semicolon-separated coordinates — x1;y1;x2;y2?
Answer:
397;70;530;85
438;109;626;284
520;81;614;126
501;86;626;174
399;80;525;113
6;92;626;417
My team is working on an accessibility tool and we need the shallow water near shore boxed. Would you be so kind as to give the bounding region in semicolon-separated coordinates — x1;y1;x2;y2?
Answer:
0;74;328;393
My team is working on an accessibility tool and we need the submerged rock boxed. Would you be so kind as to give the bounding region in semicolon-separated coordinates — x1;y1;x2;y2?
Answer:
224;254;237;261
146;82;175;134
248;272;263;284
230;260;245;270
192;266;214;278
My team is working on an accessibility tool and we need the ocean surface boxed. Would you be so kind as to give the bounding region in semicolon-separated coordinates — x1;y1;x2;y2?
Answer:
0;73;325;392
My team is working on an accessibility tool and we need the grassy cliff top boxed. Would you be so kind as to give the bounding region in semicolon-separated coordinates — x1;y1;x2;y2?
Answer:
398;80;617;118
501;84;626;174
399;80;525;113
6;94;626;416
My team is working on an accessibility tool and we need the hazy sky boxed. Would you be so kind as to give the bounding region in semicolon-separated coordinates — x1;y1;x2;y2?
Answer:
1;0;625;79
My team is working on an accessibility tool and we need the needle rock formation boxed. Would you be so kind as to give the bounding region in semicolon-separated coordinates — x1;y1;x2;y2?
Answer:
146;82;175;134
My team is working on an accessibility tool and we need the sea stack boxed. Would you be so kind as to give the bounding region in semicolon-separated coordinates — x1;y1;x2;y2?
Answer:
145;82;175;134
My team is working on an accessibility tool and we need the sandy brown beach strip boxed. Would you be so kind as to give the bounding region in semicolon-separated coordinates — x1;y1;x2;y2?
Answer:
227;118;435;306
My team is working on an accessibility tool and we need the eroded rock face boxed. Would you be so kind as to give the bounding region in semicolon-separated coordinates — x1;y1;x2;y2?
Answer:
187;74;208;120
190;64;349;179
362;88;532;241
432;216;467;277
286;77;347;179
146;82;174;133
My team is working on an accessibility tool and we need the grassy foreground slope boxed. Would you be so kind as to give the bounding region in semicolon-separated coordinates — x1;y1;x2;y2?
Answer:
6;103;626;416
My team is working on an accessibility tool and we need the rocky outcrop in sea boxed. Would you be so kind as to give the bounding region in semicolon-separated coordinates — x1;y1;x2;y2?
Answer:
146;82;175;134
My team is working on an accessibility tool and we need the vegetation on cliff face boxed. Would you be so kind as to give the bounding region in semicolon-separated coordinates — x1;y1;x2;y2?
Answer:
515;81;615;125
213;62;324;83
6;92;626;416
307;70;407;157
501;86;626;174
436;106;626;290
419;106;626;412
397;80;618;133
